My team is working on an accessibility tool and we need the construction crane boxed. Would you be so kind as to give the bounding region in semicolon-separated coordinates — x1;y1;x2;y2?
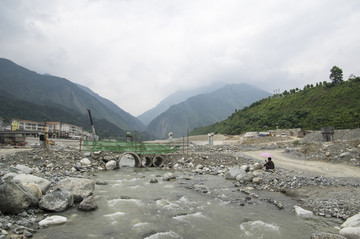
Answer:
87;109;97;141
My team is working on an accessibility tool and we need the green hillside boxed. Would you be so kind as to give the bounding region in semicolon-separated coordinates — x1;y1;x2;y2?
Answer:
190;77;360;135
0;58;148;139
0;58;145;132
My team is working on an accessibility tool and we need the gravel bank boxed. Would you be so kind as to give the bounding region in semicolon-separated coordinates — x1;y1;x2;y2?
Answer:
0;130;359;238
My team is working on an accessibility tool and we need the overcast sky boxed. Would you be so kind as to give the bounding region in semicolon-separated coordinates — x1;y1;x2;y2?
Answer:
1;0;359;116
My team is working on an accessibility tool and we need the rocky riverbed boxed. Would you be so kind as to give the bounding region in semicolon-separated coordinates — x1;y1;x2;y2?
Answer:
0;131;360;239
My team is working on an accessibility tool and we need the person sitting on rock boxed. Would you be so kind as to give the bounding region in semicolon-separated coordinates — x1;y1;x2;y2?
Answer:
263;157;275;171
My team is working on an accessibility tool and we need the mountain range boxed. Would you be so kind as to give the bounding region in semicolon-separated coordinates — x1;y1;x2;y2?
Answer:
0;58;271;140
146;84;271;139
138;82;226;125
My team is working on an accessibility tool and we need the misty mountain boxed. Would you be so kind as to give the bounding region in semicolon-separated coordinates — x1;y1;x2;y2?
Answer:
76;84;145;130
0;58;145;138
138;82;226;125
146;84;271;139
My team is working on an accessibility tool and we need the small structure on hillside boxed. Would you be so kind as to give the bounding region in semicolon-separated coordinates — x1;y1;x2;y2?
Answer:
244;132;258;137
258;132;271;137
208;133;214;145
321;126;334;142
168;132;173;143
298;129;310;138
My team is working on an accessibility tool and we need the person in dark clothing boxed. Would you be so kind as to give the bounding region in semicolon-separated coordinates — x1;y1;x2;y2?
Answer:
264;157;275;170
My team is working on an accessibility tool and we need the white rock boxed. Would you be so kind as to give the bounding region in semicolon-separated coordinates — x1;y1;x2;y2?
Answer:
163;173;176;181
196;164;204;170
339;226;360;239
13;174;51;194
340;152;351;158
80;158;91;166
342;213;360;228
293;205;313;217
241;165;250;172
252;177;263;184
39;216;67;227
83;152;91;157
93;151;102;155
57;177;95;202
253;163;263;170
105;160;117;170
14;165;34;174
225;166;246;180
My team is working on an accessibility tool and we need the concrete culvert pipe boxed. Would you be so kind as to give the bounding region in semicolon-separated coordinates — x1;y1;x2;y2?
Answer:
118;152;142;168
142;156;153;167
152;155;164;167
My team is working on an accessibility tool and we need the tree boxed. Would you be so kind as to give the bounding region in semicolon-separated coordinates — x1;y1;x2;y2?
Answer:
349;74;360;82
329;66;343;85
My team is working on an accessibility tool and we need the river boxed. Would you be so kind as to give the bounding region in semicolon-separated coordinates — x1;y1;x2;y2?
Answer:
34;166;339;239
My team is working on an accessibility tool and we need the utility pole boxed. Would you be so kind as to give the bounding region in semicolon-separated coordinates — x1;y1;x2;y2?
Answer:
87;109;97;141
43;120;48;148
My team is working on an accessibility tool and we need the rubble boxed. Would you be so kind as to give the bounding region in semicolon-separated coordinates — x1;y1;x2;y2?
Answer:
0;129;359;238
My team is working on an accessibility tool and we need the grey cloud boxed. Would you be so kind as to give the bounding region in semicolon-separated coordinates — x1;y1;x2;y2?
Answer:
0;0;359;115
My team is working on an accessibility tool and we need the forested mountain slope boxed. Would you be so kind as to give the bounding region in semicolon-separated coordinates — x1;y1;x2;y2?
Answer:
138;82;225;125
190;78;360;135
147;84;271;139
0;58;145;139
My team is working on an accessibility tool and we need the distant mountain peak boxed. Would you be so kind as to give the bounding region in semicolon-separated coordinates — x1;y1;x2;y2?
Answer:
137;82;227;126
146;83;271;139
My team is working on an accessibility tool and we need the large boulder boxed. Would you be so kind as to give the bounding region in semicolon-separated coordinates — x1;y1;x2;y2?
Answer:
80;158;92;167
239;172;255;183
253;163;263;170
83;152;91;157
13;164;34;174
0;174;37;214
13;174;51;194
252;177;263;184
57;177;95;202
103;155;117;162
78;196;97;211
241;165;250;172
163;173;176;181
39;188;74;212
225;166;246;180
339;227;360;239
293;205;313;217
342;213;360;228
105;160;117;170
23;183;42;205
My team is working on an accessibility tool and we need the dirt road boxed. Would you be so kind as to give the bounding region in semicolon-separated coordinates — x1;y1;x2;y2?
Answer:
242;149;360;178
0;148;33;157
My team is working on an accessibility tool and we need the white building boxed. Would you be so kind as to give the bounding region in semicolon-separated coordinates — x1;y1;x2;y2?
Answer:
10;119;94;139
11;119;45;131
60;123;83;138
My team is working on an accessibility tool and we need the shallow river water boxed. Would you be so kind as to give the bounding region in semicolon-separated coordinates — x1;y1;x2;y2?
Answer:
34;167;339;239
